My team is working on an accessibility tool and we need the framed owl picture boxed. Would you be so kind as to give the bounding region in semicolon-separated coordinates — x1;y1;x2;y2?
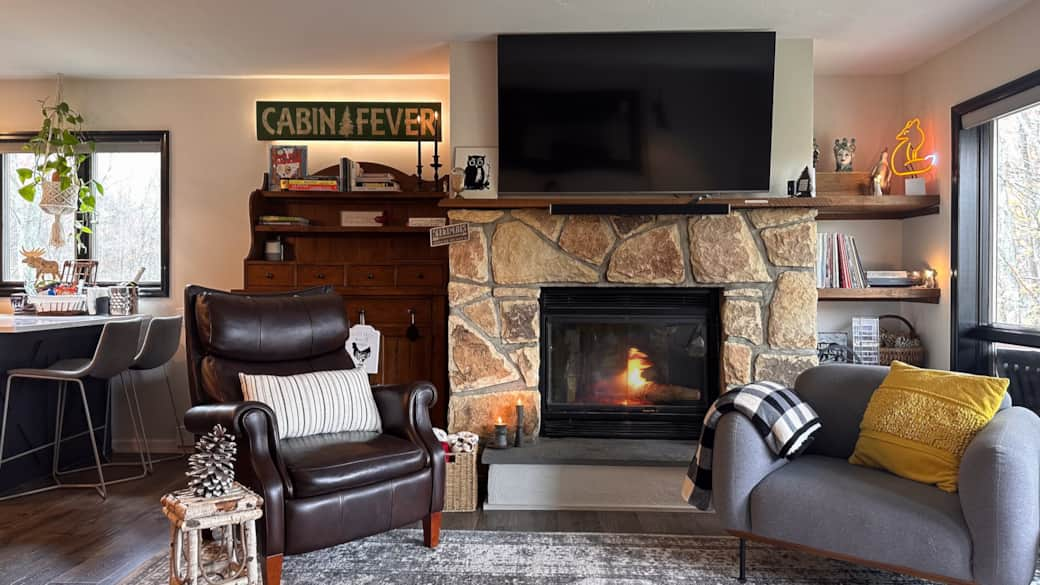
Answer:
453;147;499;199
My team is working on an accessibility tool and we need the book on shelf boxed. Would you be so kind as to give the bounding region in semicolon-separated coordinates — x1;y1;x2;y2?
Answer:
338;157;361;191
340;210;387;227
279;177;340;191
352;182;401;192
816;232;867;288
259;215;310;226
864;270;922;287
407;217;447;228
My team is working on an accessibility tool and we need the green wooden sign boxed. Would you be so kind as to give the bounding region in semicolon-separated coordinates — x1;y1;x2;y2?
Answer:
256;101;442;141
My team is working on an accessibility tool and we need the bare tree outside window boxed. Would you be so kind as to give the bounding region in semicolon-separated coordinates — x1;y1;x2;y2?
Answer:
993;102;1040;329
91;152;162;283
2;153;75;283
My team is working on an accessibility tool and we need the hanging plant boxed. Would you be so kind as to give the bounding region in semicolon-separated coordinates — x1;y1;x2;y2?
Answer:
16;76;103;248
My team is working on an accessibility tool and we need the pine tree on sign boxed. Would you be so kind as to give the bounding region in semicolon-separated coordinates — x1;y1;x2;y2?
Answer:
186;424;237;498
340;107;355;137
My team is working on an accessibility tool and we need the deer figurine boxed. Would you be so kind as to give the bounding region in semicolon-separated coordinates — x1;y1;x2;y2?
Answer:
20;248;62;283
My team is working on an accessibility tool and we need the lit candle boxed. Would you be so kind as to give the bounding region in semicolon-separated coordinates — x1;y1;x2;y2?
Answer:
494;416;509;449
514;399;525;448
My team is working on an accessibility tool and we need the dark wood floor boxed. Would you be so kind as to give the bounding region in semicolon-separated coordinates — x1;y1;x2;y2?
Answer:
0;459;722;585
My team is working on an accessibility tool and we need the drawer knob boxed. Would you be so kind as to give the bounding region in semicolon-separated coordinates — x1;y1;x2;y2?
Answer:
367;273;375;280
317;273;326;279
417;273;424;279
264;272;274;279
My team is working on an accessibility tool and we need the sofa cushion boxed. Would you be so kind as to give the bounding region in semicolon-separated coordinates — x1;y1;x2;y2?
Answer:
749;455;972;582
849;361;1008;492
280;432;428;498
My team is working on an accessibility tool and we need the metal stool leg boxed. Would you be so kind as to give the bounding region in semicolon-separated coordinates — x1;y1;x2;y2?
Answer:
126;371;155;471
164;363;190;453
51;382;67;479
76;379;107;499
0;375;14;479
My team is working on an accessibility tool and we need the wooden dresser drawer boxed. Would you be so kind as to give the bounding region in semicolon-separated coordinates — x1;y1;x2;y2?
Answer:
297;264;345;286
346;298;432;325
397;264;445;287
347;265;395;287
245;263;295;287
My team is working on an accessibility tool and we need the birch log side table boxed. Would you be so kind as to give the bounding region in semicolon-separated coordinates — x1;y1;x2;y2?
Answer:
161;483;264;585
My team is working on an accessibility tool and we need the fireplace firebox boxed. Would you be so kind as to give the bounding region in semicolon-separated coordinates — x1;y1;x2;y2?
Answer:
539;287;721;439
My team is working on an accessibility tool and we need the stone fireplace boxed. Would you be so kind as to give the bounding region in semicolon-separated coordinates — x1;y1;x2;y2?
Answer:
446;208;820;439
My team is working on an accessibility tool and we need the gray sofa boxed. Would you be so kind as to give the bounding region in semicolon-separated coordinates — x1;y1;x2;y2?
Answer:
713;363;1040;585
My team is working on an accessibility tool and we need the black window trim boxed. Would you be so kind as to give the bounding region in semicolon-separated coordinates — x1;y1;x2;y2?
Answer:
952;68;1040;373
0;130;170;297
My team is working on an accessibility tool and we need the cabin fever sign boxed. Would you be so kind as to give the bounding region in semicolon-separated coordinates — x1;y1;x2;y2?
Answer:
256;101;442;141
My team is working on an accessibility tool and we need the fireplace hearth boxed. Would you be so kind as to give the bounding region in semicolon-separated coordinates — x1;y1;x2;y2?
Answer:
540;287;721;439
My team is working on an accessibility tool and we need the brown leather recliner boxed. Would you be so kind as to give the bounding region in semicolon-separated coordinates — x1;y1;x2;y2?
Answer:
181;285;444;585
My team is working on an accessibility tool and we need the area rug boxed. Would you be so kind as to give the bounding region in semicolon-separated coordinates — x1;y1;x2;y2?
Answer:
120;529;981;584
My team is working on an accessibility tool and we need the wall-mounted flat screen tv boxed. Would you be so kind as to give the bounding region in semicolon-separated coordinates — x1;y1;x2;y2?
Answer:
498;31;776;194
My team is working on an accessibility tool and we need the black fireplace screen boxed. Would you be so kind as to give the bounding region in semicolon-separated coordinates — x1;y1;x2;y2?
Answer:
540;287;720;439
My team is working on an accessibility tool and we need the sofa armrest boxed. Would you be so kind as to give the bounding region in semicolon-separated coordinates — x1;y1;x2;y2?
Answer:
959;406;1040;585
184;402;288;557
711;413;789;533
372;381;445;512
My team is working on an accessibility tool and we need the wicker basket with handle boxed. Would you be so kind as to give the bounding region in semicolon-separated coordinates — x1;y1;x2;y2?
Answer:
444;450;478;512
878;314;925;367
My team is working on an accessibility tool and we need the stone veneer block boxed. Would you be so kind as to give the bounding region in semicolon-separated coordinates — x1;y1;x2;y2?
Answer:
688;215;770;283
447;210;505;223
448;282;490;305
723;342;753;386
762;221;817;267
510;346;540;388
448;389;541;437
463;298;499;337
747;208;818;229
723;299;763;344
500;300;539;343
755;353;819;387
448;316;520;392
723;287;764;298
494;287;540;298
606;224;685;284
513;209;564;241
559;216;616;264
448;227;489;283
491;222;599;285
768;271;818;349
610;215;656;237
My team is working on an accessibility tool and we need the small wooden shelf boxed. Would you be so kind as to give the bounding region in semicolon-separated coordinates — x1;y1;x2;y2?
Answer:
817;287;941;304
261;190;446;201
255;224;432;234
438;194;939;220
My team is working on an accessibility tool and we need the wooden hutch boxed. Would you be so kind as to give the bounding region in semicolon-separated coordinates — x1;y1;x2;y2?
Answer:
242;163;449;426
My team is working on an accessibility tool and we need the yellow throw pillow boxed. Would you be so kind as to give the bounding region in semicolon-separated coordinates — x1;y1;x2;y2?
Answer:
849;361;1008;492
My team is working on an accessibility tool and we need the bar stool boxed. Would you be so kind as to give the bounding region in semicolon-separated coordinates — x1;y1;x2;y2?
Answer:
0;318;146;501
125;315;186;470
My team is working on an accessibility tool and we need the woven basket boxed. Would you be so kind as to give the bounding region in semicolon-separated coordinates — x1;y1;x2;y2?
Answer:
444;450;478;512
878;314;925;367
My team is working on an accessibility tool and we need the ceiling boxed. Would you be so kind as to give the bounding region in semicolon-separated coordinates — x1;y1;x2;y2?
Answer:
0;0;1029;78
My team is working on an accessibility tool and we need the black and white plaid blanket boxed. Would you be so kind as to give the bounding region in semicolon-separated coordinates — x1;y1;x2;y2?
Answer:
682;380;821;510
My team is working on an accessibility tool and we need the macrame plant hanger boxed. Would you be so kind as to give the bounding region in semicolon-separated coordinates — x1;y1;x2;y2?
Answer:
38;74;79;248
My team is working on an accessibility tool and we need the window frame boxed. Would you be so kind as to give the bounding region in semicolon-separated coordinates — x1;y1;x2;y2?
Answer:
952;68;1040;373
0;130;170;297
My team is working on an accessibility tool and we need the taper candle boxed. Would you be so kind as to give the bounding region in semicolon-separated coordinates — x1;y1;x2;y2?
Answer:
514;399;525;447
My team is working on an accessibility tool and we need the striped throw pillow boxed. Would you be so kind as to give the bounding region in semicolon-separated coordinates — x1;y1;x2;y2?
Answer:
238;369;382;439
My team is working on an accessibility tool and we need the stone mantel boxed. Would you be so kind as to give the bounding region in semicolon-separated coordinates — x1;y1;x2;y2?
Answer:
445;207;820;437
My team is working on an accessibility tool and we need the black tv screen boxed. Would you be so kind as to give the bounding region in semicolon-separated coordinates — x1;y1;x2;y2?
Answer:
498;32;775;194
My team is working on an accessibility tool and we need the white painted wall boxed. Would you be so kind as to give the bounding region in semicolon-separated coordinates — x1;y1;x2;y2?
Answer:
0;76;450;451
450;38;815;198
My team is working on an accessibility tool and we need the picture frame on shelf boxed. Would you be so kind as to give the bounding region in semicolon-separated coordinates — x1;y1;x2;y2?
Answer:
817;331;851;363
268;145;308;191
453;147;498;199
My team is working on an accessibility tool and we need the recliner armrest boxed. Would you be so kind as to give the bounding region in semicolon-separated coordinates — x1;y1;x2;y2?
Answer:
372;381;445;512
959;406;1040;585
184;402;289;557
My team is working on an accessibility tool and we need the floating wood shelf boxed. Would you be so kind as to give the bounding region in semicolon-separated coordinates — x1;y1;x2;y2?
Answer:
439;194;940;220
255;224;432;234
261;190;445;201
817;287;941;304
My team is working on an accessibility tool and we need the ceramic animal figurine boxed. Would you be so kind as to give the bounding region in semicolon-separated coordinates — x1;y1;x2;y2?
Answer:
892;118;937;176
812;138;821;169
834;137;856;172
869;148;893;195
20;248;62;282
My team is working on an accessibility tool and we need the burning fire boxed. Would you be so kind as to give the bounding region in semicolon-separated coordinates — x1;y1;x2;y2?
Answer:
626;347;653;391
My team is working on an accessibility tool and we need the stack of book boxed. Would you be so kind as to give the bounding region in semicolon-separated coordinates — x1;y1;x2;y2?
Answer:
816;232;867;288
354;171;401;192
259;215;310;226
865;270;920;287
340;210;387;227
407;217;447;228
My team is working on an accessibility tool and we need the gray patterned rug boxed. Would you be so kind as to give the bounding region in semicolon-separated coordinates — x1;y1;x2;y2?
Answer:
121;529;967;584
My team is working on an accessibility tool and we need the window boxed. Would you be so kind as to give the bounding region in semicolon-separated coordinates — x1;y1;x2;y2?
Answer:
953;69;1040;410
0;131;169;296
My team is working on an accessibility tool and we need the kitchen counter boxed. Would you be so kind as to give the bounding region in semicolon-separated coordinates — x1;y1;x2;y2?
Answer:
0;313;140;334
